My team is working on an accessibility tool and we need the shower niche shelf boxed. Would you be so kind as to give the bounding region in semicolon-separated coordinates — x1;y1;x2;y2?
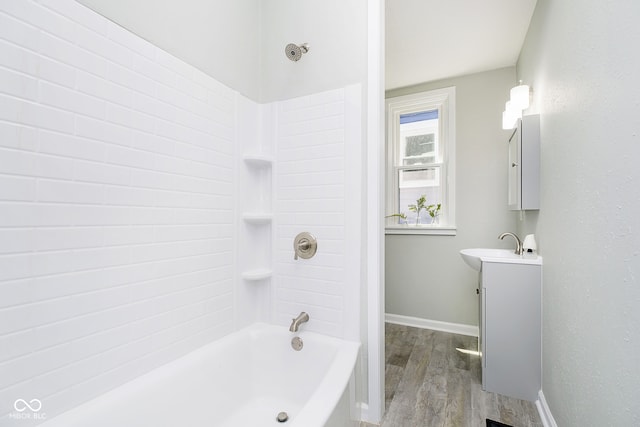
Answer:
241;268;272;281
243;154;273;167
242;213;273;224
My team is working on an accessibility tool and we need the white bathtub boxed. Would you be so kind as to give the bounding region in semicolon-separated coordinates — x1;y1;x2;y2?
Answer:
39;323;361;427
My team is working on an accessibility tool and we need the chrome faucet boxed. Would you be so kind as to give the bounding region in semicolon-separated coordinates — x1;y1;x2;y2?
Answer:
289;312;309;332
498;232;523;255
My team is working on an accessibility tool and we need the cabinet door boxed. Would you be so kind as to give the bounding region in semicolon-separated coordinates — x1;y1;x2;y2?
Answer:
508;126;521;210
507;115;540;211
482;262;541;402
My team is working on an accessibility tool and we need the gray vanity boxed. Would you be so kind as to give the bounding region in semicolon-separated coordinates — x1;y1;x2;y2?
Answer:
461;248;542;402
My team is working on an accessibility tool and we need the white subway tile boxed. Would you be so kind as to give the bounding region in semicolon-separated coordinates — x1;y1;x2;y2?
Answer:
76;115;133;146
0;202;74;227
132;54;175;88
101;226;155;247
0;66;38;100
71;247;131;272
0;38;38;77
30;251;75;277
0;175;36;201
132;92;178;123
0;228;34;255
0;328;36;364
105;144;155;170
73;160;131;186
37;179;103;205
37;0;108;35
0;122;38;152
106;104;155;133
0;94;75;134
72;205;130;226
106;62;155;97
174;73;208;103
152;153;192;176
104;185;156;207
37;30;107;78
39;130;106;162
2;0;75;45
0;278;34;309
130;169;175;190
0;10;40;51
77;71;133;108
131;131;174;156
127;206;175;226
75;24;133;69
0;148;35;176
31;270;105;302
37;55;77;89
34;154;75;180
39;80;106;119
0;0;239;409
33;227;103;252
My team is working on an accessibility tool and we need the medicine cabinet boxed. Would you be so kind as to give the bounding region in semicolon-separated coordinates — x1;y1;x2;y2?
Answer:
508;115;540;210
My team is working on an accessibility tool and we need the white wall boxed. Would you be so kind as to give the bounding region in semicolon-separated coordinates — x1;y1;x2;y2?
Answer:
385;68;518;328
0;1;244;423
516;0;640;425
259;0;367;103
76;0;368;105
77;0;262;101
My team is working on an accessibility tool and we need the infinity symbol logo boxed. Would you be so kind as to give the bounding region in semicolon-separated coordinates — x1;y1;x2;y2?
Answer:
14;399;42;412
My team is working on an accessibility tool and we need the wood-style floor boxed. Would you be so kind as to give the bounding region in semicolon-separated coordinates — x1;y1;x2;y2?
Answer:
362;323;542;427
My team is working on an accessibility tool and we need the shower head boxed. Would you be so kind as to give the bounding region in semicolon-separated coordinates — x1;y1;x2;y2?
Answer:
285;43;309;62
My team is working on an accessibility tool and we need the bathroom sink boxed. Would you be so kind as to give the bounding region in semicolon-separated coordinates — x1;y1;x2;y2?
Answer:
459;248;540;271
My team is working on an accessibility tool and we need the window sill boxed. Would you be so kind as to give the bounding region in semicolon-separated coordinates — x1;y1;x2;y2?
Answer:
385;225;457;236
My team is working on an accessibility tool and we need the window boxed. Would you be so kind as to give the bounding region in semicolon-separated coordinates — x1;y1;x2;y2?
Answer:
386;87;456;235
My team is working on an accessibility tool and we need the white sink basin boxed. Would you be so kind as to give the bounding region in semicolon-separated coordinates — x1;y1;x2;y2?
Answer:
459;248;541;271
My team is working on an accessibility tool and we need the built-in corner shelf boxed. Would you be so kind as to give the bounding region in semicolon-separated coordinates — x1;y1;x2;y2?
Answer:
242;213;273;224
243;154;273;168
241;269;272;281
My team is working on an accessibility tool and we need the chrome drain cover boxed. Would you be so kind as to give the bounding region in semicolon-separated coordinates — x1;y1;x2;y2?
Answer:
276;411;289;423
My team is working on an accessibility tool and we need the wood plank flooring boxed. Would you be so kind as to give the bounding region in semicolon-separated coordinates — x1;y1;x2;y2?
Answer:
362;323;542;427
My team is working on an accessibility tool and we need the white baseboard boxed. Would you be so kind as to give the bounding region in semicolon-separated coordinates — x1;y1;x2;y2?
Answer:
536;390;558;427
385;313;478;337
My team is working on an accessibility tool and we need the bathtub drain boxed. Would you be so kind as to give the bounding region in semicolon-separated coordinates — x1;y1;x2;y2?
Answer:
276;411;289;423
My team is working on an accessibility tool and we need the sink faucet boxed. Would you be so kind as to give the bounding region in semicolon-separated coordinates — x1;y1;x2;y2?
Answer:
498;232;523;255
289;312;309;332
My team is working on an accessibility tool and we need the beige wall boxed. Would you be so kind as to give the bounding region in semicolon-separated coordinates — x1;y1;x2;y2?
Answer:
516;0;640;424
385;67;518;327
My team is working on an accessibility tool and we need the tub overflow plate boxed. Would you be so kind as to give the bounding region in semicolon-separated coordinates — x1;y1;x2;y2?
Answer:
291;336;303;351
276;411;289;423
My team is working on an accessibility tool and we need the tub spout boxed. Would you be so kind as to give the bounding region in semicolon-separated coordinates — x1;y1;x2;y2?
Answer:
289;312;309;332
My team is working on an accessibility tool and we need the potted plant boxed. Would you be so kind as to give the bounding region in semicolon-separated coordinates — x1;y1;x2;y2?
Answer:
408;195;428;225
427;203;441;225
385;212;407;225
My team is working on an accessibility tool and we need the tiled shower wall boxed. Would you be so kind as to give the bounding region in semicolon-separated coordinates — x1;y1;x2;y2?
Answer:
0;0;237;421
274;86;362;340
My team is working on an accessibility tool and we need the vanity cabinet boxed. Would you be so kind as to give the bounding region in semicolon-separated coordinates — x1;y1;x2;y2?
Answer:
508;114;540;210
479;261;541;401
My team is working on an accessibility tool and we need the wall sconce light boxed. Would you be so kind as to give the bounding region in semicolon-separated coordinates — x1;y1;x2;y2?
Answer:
502;81;530;130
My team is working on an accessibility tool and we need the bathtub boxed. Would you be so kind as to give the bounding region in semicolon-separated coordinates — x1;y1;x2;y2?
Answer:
39;323;361;427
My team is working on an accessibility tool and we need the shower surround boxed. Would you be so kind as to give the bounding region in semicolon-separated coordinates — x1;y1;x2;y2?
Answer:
0;1;365;424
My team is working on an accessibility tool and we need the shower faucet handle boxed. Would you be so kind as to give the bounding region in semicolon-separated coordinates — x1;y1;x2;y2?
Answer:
293;232;317;260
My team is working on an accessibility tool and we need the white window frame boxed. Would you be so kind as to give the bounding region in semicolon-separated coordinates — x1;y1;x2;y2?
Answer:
385;87;456;235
